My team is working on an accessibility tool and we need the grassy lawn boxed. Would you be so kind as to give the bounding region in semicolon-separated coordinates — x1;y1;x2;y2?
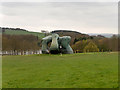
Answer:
2;52;118;88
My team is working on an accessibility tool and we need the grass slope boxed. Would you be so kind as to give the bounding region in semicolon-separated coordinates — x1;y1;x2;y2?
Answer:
2;52;118;88
4;30;45;39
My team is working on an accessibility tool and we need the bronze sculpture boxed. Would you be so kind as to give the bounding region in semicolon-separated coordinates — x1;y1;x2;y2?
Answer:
42;34;73;54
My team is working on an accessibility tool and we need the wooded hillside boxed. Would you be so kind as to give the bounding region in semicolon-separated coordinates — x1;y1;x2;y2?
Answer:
1;28;119;55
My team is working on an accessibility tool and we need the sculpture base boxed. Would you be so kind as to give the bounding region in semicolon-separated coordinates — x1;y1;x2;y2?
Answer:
50;50;59;54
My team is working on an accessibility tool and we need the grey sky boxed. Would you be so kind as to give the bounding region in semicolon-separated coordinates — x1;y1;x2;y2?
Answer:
0;2;118;34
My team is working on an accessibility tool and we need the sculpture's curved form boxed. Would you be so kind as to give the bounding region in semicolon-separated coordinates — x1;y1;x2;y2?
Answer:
42;34;73;54
41;35;52;54
49;34;59;54
59;36;73;54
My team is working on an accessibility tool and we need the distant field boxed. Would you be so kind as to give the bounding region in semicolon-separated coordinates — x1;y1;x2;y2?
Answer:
3;30;45;39
2;52;118;88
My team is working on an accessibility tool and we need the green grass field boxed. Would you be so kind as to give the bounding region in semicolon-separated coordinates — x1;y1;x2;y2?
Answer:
4;30;45;39
2;52;118;88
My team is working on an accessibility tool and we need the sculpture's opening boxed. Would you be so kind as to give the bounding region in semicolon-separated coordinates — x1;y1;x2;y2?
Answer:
50;50;59;54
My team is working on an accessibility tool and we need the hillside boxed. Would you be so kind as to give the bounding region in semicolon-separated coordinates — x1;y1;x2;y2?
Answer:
1;28;106;45
88;33;116;38
1;27;45;39
51;30;99;45
2;28;118;53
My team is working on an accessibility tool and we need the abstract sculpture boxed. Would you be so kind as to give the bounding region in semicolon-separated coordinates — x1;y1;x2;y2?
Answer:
42;34;73;54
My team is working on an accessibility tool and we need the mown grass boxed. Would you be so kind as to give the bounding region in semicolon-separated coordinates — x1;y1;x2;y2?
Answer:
2;52;118;88
4;30;45;39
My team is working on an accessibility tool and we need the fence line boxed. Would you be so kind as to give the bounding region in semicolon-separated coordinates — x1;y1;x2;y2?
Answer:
1;50;42;55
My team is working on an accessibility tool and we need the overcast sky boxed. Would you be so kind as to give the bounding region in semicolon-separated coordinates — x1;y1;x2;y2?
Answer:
0;1;118;34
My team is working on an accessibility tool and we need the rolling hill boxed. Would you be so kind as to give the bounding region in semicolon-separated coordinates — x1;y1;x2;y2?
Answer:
1;27;108;45
51;30;104;45
1;27;45;39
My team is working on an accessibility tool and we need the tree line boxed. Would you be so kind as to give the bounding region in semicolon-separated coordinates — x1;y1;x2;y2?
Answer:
72;35;118;53
2;34;41;55
1;27;27;32
2;33;119;55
